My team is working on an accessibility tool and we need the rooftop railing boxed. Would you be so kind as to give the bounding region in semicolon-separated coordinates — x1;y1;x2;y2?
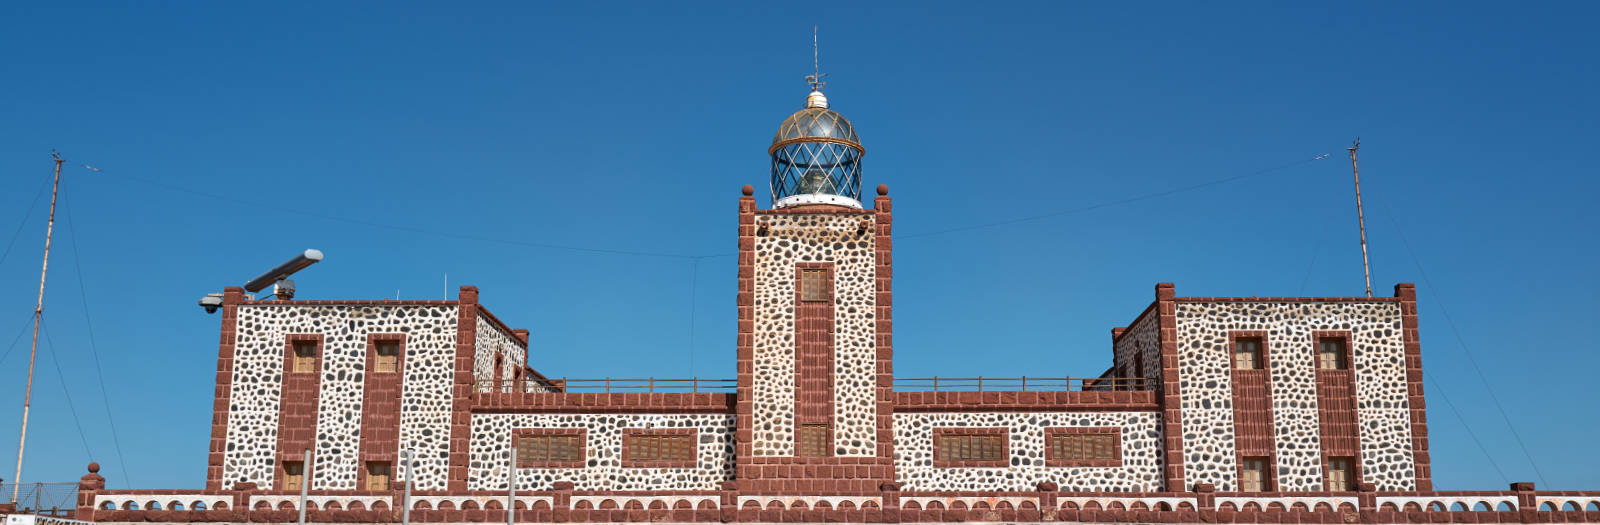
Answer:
893;376;1150;392
475;378;736;394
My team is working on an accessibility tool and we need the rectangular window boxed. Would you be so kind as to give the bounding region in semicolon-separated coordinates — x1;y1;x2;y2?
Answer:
625;432;695;463
935;432;1006;464
281;461;304;491
800;268;829;302
1327;456;1355;491
797;424;831;457
1318;337;1349;370
375;340;399;373
292;340;318;373
1049;433;1118;461
365;461;390;491
1239;456;1269;492
1233;337;1263;370
515;433;584;466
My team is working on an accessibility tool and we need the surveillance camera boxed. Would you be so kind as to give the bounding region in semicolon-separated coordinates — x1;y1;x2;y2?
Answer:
198;294;223;314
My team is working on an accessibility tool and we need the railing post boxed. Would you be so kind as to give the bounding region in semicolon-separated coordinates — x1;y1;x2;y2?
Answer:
977;376;983;392
648;378;654;393
692;377;698;393
1021;376;1027;392
605;378;611;393
932;377;939;392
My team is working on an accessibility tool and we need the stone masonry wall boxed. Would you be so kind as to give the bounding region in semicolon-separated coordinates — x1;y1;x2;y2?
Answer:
1175;301;1416;491
474;314;527;386
467;414;737;491
1114;309;1163;390
752;213;879;457
892;411;1163;492
222;304;458;490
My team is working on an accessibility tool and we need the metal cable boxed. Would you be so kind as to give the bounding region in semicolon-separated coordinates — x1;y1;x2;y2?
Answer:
38;317;96;462
61;198;134;488
0;315;33;367
1374;196;1550;487
0;179;51;270
1423;370;1510;483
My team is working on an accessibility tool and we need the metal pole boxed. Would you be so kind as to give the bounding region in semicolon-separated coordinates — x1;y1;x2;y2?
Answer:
1349;138;1373;298
12;153;62;505
506;441;516;525
400;449;412;525
298;448;311;525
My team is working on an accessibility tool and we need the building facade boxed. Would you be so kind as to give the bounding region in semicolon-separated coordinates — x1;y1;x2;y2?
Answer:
74;86;1599;524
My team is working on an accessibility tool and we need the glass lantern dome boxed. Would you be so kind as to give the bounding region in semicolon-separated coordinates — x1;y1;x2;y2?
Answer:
769;90;864;208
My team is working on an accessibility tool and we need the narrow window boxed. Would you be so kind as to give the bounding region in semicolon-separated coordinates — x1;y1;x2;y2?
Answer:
625;433;695;463
365;461;390;491
281;461;304;491
516;434;584;465
1049;433;1118;462
1318;337;1349;370
1233;337;1263;370
935;432;1005;463
800;268;829;302
1239;457;1269;492
292;340;318;373
1327;456;1355;491
797;424;831;457
375;341;399;373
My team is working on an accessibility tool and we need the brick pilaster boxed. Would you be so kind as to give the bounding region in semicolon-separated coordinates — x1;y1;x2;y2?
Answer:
1395;283;1432;491
1156;282;1186;491
734;186;757;484
447;286;479;491
206;286;244;489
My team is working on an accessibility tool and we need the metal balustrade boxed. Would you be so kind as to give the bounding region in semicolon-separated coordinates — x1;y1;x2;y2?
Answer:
474;378;737;394
893;376;1150;392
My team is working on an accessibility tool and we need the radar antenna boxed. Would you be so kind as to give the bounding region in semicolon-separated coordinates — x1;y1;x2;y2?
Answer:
806;26;828;91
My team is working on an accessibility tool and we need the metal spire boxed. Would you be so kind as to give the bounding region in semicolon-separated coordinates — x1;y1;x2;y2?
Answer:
806;25;827;92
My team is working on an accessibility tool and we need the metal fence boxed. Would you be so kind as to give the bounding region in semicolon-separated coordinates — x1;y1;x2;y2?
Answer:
893;376;1150;392
476;378;737;393
0;482;79;518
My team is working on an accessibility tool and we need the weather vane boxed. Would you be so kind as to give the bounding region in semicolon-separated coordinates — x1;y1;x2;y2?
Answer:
806;25;827;92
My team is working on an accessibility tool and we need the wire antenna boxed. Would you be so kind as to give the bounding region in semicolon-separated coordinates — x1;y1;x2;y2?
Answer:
1348;138;1372;297
806;26;827;91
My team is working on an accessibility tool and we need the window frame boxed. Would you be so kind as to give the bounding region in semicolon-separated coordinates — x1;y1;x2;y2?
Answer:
797;265;833;303
512;428;588;468
620;428;698;468
796;423;832;458
932;427;1009;467
364;461;391;491
1043;427;1123;467
1314;332;1352;371
284;334;323;375
280;460;305;491
1325;455;1358;492
1238;455;1273;492
371;334;404;374
1231;334;1266;370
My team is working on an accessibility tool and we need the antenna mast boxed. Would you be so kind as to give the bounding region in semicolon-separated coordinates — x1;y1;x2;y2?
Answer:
13;151;63;503
806;26;827;91
1349;138;1373;298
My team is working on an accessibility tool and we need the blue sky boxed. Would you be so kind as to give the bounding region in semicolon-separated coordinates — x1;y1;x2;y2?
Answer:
0;2;1595;491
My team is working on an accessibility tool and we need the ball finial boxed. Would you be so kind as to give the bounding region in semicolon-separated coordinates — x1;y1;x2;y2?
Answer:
87;462;100;474
741;185;754;196
876;184;889;196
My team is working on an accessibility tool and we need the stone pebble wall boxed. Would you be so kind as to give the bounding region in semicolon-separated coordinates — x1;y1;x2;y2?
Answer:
1175;302;1416;491
892;412;1163;492
752;214;878;457
467;414;736;491
1114;310;1162;390
474;315;526;385
222;305;459;490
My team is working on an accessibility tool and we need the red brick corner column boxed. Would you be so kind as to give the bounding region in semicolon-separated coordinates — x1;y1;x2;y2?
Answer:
1395;282;1432;491
76;462;104;520
1156;282;1186;492
873;185;896;473
206;286;245;490
448;285;480;491
734;185;757;472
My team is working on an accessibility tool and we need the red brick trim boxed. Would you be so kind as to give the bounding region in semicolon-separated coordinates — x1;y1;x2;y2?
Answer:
356;333;406;490
206;287;245;490
447;286;479;491
734;191;757;483
1394;283;1432;491
512;428;588;469
754;207;877;216
1155;283;1185;491
931;427;1010;468
793;262;835;435
1311;330;1362;490
892;390;1157;412
471;393;735;413
1175;297;1401;303
620;428;699;468
277;333;324;490
244;299;461;306
873;191;897;479
1044;427;1123;467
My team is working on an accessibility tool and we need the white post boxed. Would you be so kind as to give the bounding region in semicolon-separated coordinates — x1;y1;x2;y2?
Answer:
400;449;413;525
297;448;312;525
507;441;516;525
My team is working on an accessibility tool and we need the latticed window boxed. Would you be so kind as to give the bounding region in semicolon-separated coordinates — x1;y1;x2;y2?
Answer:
292;340;317;373
281;461;304;491
1049;433;1117;461
627;433;694;463
1327;457;1355;491
375;341;399;373
936;433;1005;463
800;268;829;302
1233;337;1263;370
365;461;390;491
1239;457;1269;492
1318;337;1349;370
797;424;830;457
516;434;583;465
